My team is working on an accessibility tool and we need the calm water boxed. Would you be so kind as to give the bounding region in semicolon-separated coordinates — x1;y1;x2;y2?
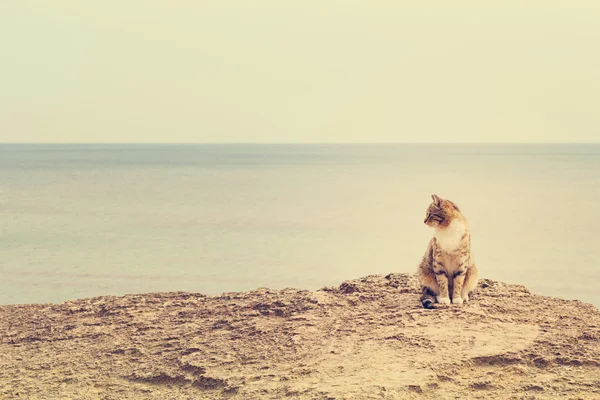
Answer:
1;144;599;307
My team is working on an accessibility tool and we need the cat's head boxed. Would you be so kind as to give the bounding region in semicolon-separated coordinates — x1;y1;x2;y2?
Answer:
424;194;461;228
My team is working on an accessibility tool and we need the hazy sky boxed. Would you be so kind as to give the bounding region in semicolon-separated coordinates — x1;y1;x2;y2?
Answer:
1;1;599;143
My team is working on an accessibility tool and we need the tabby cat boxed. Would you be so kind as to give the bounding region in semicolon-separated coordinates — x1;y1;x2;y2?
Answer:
417;194;479;308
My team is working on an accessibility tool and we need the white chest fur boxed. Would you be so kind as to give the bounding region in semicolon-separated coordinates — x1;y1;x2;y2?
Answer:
434;220;467;252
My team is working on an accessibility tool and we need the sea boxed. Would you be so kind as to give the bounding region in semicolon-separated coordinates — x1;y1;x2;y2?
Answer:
1;144;599;307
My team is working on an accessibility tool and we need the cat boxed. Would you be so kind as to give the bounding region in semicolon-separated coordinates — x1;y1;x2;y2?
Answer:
417;194;479;309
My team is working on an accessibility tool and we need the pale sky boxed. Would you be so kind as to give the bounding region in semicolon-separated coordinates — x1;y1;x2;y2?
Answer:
1;1;599;143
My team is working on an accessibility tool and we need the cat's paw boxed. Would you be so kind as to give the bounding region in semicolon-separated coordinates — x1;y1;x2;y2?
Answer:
462;294;470;302
437;296;451;304
452;297;463;305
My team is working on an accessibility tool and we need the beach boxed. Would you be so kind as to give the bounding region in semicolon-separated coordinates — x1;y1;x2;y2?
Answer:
4;2;600;398
2;273;599;399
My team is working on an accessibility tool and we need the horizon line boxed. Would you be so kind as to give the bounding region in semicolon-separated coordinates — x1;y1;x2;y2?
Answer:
1;142;599;146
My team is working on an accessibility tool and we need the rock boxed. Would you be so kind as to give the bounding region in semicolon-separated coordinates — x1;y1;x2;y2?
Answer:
0;274;599;399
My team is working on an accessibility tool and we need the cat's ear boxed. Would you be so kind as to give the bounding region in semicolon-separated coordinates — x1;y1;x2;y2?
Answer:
431;194;442;206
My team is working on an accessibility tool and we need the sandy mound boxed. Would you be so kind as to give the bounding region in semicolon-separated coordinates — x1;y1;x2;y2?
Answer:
1;274;599;399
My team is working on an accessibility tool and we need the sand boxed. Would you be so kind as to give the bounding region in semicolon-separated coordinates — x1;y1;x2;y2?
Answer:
1;273;599;399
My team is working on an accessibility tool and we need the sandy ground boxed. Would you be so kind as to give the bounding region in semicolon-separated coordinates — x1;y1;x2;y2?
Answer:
1;273;600;399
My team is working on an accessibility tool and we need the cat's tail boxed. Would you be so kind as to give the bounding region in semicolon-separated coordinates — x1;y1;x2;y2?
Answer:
420;287;436;309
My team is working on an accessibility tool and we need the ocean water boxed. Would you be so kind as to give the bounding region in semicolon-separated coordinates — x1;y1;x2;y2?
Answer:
1;144;599;307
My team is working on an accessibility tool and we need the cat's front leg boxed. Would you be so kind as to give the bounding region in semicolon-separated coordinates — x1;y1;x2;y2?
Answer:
434;270;451;304
452;270;467;304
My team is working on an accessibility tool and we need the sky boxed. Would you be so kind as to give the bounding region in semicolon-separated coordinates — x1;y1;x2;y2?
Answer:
1;1;599;143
